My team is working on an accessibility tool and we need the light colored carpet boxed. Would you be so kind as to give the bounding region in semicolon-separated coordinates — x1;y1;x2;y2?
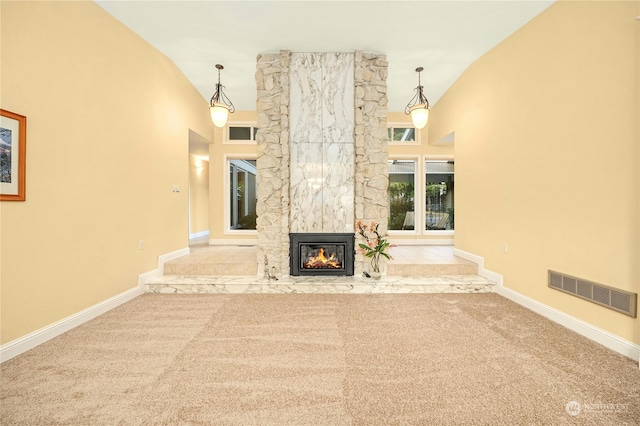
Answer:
1;293;638;425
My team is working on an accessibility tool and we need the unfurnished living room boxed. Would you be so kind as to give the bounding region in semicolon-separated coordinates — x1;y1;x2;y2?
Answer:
1;1;639;424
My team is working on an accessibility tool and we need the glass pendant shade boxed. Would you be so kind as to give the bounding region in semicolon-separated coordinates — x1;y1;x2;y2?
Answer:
410;105;429;129
210;103;230;128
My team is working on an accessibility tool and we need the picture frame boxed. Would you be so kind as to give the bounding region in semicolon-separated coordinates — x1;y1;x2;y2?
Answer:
1;109;27;201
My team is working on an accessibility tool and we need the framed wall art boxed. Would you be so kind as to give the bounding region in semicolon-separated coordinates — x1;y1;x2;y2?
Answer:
0;109;27;201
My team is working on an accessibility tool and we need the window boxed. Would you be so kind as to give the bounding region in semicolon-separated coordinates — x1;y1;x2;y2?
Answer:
387;124;418;144
224;122;258;144
387;158;455;234
228;159;257;230
387;159;416;230
425;160;454;230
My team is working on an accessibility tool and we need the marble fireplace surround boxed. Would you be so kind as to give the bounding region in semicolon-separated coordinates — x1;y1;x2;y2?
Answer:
256;50;389;277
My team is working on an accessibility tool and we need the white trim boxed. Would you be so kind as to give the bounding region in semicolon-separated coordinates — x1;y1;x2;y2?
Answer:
137;269;162;286
223;229;258;236
138;247;190;285
453;248;503;286
453;248;640;364
223;153;258;235
189;230;210;240
388;155;421;230
423;155;455;161
387;122;420;145
390;238;453;246
498;285;640;363
389;230;454;236
209;238;257;246
158;247;190;272
425;230;455;236
0;286;142;363
223;121;258;144
1;246;191;362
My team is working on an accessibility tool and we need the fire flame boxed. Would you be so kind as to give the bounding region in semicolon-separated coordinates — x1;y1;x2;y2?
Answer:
303;247;342;269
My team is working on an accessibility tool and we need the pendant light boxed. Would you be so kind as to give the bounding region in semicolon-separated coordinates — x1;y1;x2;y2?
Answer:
209;64;235;127
404;67;430;129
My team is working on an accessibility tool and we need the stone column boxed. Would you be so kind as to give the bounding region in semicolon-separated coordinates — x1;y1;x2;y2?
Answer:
255;50;290;277
354;51;389;275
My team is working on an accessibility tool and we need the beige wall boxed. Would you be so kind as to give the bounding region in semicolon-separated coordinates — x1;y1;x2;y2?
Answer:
189;155;209;235
0;1;214;343
430;1;640;343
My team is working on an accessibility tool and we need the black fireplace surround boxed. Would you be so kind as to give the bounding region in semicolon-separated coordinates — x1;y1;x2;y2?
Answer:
290;233;355;276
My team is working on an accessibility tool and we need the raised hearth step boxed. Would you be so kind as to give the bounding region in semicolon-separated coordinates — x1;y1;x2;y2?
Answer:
387;263;478;276
145;274;496;294
164;262;258;276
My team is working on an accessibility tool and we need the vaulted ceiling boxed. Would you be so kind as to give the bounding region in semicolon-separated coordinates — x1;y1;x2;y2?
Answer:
95;1;555;113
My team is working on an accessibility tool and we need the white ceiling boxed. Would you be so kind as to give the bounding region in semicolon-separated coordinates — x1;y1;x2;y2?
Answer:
94;0;554;115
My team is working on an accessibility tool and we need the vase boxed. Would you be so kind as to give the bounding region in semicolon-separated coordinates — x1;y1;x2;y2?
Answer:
370;253;381;279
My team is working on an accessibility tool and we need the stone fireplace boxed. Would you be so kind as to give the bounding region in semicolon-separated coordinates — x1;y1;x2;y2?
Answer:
255;50;388;277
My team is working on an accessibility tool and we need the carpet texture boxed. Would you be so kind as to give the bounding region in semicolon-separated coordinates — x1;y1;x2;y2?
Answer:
1;293;638;425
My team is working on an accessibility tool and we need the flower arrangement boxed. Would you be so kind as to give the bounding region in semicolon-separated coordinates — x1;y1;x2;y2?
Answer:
356;220;393;275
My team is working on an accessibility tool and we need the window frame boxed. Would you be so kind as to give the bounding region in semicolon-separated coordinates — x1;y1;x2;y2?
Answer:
386;155;455;236
387;156;421;235
223;121;258;144
423;156;455;235
387;122;420;145
223;154;258;235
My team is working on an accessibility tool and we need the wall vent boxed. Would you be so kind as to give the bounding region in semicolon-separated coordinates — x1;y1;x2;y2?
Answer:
548;270;637;317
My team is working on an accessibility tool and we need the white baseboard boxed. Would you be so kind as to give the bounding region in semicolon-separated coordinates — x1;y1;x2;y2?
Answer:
189;230;210;240
497;285;640;363
453;248;503;286
1;247;192;363
158;247;190;266
453;248;640;364
0;286;142;363
138;247;190;286
137;268;162;286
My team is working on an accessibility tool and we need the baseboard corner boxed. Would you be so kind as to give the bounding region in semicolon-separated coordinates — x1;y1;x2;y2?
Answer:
452;247;503;286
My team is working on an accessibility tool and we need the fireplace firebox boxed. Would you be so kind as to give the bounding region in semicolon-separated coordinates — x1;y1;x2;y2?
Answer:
290;233;355;276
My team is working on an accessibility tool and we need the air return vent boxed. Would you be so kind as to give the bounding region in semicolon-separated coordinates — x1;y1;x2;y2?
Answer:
549;270;637;317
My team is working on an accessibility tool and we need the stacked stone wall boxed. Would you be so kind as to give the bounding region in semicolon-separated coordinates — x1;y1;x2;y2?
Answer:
354;51;389;274
255;51;290;276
